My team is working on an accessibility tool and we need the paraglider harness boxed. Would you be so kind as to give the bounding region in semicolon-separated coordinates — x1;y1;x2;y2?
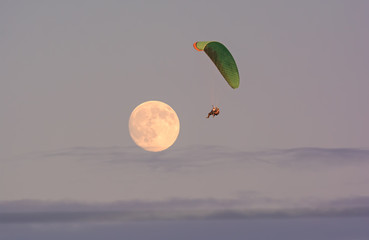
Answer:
206;105;220;118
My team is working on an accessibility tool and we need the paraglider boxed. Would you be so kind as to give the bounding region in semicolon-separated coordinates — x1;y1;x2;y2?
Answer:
193;41;239;118
193;41;239;89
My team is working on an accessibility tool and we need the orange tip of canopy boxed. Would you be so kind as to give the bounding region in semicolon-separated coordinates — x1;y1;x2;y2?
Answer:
193;42;202;51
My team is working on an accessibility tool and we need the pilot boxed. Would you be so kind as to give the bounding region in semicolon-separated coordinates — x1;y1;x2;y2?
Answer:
206;105;220;118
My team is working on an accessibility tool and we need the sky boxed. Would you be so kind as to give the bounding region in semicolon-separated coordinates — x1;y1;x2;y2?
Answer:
1;0;369;239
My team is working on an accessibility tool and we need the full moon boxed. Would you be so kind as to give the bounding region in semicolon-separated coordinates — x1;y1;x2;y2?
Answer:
129;101;180;152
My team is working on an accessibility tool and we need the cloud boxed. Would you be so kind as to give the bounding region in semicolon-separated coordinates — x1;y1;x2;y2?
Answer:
3;146;368;209
37;145;369;170
1;196;369;224
2;208;369;224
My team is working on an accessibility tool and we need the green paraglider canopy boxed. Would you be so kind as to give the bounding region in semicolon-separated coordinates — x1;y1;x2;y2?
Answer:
194;41;239;89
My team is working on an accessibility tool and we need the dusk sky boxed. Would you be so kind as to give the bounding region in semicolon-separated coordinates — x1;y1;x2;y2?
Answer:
1;1;369;239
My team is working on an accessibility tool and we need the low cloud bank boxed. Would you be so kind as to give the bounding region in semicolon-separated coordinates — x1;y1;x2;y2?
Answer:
1;196;369;224
39;145;369;170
